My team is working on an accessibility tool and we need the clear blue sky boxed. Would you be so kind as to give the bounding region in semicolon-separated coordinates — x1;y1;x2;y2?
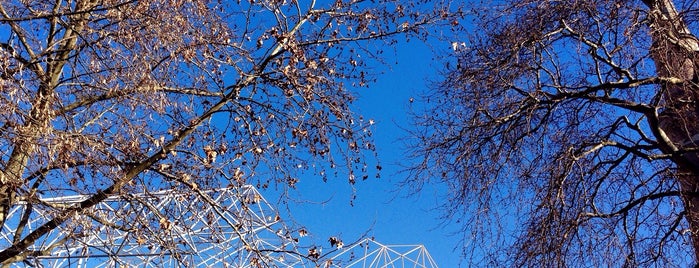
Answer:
285;39;463;267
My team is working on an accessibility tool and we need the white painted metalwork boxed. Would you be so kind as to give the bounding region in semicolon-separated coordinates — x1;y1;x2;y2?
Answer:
0;186;438;267
326;238;438;268
1;185;308;267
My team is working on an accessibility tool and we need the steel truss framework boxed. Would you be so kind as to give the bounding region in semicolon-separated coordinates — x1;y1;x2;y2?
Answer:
0;186;437;267
325;238;438;268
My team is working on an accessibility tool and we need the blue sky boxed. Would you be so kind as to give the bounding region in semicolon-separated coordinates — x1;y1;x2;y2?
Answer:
286;39;463;266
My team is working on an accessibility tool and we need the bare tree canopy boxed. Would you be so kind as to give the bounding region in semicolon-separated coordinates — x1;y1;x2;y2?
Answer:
409;0;699;266
0;0;456;265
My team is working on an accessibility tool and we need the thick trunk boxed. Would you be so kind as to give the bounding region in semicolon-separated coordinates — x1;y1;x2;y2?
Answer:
646;0;699;262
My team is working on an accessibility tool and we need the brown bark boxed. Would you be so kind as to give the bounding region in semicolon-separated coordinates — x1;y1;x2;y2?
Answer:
646;0;699;261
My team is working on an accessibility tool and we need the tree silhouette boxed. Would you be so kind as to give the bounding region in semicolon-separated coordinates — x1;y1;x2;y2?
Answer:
409;0;699;266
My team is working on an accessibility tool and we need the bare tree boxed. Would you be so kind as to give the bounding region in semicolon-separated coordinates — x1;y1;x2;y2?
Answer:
0;0;454;265
409;0;699;266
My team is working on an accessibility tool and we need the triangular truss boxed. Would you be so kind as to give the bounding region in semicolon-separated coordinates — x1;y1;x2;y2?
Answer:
1;185;309;267
325;238;438;268
0;186;438;267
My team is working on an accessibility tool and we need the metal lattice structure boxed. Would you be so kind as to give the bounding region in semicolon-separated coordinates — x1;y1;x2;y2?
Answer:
325;238;438;268
1;185;308;267
0;186;438;267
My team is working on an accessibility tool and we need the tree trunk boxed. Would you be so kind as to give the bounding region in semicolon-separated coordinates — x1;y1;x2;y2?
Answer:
646;0;699;261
